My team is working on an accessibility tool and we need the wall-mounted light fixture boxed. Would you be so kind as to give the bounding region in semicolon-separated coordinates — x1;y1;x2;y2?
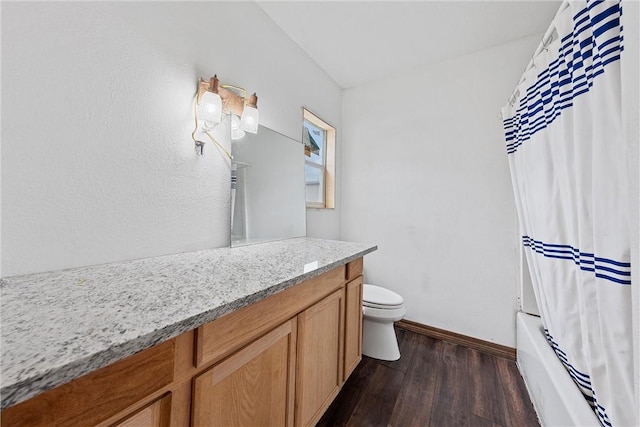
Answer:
192;75;259;156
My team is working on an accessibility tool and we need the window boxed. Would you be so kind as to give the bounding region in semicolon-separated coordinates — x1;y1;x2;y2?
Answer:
303;108;335;209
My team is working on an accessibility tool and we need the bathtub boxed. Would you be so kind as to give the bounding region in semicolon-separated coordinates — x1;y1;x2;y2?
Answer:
516;312;600;426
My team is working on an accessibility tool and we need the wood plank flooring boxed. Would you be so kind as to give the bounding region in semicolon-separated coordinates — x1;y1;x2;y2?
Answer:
318;327;539;427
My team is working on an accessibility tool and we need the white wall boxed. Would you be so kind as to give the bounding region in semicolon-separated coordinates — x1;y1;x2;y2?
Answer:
1;2;341;277
341;35;541;347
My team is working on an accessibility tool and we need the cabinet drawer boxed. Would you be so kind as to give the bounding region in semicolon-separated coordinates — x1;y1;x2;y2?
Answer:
196;265;345;367
1;339;175;427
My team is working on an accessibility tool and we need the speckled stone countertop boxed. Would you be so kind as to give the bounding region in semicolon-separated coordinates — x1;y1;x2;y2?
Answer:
0;237;376;410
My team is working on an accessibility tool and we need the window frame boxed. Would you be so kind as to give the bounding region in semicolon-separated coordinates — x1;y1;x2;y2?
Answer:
303;108;335;209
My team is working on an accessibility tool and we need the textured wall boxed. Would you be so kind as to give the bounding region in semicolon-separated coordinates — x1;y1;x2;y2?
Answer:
1;2;341;276
341;35;542;347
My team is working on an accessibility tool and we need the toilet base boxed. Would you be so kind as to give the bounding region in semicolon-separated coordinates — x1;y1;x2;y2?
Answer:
362;317;401;361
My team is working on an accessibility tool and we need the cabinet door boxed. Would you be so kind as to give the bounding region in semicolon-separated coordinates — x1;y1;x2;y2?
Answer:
343;276;363;381
192;319;297;427
295;289;344;427
112;394;171;427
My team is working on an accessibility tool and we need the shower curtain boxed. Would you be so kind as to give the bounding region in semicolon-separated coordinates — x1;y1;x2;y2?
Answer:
502;1;632;425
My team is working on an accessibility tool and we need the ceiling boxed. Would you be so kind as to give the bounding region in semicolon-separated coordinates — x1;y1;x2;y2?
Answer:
256;1;562;89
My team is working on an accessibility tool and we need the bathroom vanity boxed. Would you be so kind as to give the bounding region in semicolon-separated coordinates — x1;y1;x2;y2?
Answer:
0;238;376;427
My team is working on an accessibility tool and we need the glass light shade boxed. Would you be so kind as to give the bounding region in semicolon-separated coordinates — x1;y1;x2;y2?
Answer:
197;91;222;126
240;105;259;134
231;115;246;140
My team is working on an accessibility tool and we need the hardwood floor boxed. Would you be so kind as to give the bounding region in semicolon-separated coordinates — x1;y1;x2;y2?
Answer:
318;327;539;427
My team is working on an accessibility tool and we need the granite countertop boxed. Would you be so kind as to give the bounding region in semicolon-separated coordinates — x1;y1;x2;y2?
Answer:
0;237;376;410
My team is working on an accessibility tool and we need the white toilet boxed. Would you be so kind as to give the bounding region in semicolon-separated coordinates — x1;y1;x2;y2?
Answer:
362;284;406;361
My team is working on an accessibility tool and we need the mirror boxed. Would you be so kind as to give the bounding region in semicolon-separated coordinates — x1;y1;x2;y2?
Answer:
231;125;306;246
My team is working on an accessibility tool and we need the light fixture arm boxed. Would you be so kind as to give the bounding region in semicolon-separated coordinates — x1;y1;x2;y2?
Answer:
218;86;246;117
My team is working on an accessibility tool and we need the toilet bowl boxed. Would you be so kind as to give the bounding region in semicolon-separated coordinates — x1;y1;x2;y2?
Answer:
362;284;406;361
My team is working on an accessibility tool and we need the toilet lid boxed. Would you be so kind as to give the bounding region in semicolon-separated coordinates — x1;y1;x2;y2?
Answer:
363;284;404;307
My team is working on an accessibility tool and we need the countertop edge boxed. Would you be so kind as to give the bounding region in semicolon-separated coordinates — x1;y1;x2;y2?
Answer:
0;244;377;409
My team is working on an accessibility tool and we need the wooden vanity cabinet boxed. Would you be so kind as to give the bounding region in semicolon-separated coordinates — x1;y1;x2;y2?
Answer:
193;264;358;427
0;258;365;427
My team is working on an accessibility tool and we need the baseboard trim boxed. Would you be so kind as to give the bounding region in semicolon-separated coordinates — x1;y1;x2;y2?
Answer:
395;319;516;360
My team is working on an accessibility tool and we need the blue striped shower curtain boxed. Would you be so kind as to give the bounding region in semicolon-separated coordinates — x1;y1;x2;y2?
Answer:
502;1;632;425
